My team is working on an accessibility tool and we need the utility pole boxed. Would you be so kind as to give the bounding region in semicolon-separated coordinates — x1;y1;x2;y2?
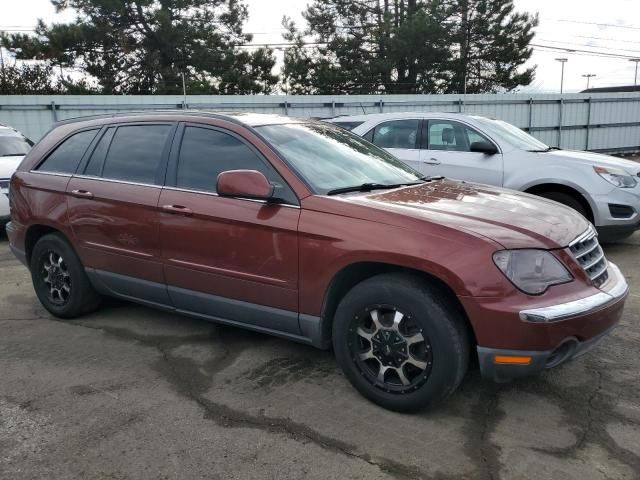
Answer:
555;58;568;94
630;59;640;87
181;72;186;107
582;74;596;90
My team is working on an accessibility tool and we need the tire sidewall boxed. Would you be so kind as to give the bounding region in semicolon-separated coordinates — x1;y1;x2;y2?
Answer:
333;276;466;412
30;234;94;318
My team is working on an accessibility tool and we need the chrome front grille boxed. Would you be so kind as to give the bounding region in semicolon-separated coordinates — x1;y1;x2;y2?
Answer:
569;227;608;288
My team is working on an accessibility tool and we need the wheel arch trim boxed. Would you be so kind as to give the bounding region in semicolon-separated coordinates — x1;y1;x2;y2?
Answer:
313;261;477;351
522;180;597;223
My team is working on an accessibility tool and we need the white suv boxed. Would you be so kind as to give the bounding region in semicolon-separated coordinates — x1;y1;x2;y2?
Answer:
0;125;32;225
327;112;640;241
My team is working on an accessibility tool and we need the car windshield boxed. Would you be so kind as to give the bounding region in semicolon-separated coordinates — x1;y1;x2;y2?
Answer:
256;123;425;194
473;117;549;151
0;131;32;157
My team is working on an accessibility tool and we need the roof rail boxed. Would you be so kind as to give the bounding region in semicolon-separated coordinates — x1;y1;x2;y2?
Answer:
52;109;247;128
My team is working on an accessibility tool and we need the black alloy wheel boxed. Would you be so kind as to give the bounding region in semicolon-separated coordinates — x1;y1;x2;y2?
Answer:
348;305;433;393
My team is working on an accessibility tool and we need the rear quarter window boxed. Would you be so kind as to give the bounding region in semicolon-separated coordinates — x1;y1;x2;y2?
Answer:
36;129;99;174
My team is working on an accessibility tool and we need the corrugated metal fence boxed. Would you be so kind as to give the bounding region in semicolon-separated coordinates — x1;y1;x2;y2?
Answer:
1;93;640;152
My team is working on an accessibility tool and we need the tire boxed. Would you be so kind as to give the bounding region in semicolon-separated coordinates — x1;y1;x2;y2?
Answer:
30;233;102;318
332;273;470;412
537;191;588;219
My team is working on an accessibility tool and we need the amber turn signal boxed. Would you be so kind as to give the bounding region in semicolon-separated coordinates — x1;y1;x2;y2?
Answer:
493;355;532;365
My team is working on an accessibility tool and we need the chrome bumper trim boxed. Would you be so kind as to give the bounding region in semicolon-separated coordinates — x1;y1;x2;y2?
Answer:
519;263;628;323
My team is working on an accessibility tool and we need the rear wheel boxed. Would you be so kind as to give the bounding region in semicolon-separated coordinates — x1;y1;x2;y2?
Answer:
537;191;588;219
332;273;469;412
30;233;101;318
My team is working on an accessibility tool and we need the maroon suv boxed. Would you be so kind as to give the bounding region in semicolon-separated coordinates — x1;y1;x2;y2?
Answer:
6;112;628;411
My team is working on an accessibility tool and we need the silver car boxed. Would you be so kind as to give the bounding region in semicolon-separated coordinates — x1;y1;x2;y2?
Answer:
327;112;640;242
0;125;32;225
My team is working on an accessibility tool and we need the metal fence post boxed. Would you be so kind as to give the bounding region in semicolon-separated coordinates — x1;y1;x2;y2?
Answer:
283;99;288;116
50;100;58;121
458;99;464;113
585;97;592;150
528;97;534;132
331;99;335;117
558;97;563;148
378;99;384;113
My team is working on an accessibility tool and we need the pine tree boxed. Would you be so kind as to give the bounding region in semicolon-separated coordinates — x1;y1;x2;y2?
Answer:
445;0;538;93
283;0;452;95
283;0;537;94
3;0;278;94
0;61;99;95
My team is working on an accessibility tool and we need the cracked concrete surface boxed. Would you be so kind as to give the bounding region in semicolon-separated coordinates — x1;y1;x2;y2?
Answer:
1;232;639;479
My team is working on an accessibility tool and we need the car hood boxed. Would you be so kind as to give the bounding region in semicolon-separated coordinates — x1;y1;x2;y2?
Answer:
343;179;589;249
545;149;640;175
0;155;24;178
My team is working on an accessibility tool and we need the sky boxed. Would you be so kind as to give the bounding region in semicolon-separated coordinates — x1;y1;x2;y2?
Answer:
2;0;640;93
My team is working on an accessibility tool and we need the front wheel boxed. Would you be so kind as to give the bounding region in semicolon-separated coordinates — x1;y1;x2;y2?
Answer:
332;273;470;412
30;233;102;318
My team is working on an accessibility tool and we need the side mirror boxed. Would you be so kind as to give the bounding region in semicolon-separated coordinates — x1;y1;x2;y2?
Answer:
470;141;498;155
217;170;274;200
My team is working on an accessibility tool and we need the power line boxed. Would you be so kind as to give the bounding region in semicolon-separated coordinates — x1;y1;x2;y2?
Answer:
530;43;640;60
537;38;640;56
556;20;640;30
5;26;640;60
571;34;640;45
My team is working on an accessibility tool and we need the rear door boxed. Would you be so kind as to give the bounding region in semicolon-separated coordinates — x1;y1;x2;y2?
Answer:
158;122;301;333
363;119;422;171
419;119;503;185
67;122;176;304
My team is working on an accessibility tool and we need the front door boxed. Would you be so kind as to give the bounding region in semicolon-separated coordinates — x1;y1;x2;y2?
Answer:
67;123;176;303
158;123;301;334
419;119;504;185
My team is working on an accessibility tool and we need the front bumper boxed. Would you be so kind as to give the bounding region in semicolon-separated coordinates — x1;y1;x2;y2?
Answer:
0;191;9;224
591;186;640;237
471;263;628;382
478;324;618;382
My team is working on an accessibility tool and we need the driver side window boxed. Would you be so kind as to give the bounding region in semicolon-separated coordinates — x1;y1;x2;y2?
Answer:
427;121;490;152
175;126;298;204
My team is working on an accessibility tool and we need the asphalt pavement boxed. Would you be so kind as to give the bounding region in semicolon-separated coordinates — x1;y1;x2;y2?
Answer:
1;231;639;479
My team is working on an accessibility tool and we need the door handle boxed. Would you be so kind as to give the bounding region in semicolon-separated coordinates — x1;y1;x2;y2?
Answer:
425;158;441;165
162;204;193;216
71;189;94;199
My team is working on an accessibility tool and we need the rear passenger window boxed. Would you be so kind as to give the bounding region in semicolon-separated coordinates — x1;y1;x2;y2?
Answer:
369;120;420;150
95;125;171;183
177;127;272;193
37;129;98;174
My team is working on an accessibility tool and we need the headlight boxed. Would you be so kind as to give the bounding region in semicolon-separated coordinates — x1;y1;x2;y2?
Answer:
493;250;572;295
593;166;637;188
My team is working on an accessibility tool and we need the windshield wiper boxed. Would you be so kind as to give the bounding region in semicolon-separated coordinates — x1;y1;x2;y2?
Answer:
0;153;24;157
327;180;426;196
